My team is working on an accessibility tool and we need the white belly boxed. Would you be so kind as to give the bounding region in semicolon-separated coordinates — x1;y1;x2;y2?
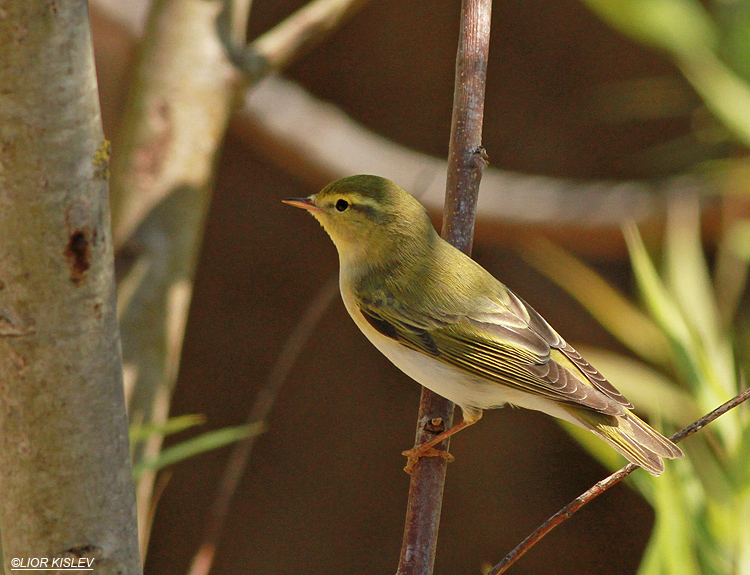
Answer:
340;288;580;426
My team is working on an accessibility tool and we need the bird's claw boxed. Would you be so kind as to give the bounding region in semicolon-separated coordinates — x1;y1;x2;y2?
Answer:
402;447;455;474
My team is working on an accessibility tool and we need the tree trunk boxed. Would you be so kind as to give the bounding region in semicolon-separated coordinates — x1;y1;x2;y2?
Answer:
0;2;141;574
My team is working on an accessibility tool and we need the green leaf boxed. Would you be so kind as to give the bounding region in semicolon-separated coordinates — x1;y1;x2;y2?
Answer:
664;196;737;399
680;437;734;505
677;48;750;149
132;422;265;479
625;223;740;445
130;413;207;443
580;0;717;56
664;197;719;349
714;217;750;327
623;222;695;352
582;0;750;147
642;464;703;575
717;0;750;80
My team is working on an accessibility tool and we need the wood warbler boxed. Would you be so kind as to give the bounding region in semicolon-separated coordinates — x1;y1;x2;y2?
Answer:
284;175;683;475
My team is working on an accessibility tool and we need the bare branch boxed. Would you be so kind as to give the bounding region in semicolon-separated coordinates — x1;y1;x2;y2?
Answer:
396;1;492;574
91;0;710;234
220;0;371;78
237;76;717;232
488;386;750;575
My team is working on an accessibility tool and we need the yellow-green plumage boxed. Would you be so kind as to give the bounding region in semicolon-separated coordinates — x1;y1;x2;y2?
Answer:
284;175;683;476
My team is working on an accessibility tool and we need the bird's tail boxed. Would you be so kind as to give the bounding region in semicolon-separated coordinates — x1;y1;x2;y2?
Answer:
568;407;684;476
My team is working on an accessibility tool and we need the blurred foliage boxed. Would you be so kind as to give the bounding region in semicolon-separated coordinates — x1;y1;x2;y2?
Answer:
130;414;264;479
523;195;750;575
559;4;750;569
582;0;750;150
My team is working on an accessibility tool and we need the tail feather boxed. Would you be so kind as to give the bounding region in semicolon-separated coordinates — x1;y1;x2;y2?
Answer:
568;408;684;476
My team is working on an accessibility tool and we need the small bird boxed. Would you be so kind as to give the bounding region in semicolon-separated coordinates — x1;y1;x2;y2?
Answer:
284;175;683;475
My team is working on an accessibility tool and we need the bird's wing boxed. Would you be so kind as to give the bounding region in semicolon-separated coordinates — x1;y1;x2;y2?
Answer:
356;287;632;416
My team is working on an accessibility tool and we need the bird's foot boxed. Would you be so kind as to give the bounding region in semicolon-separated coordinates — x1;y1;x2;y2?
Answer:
402;446;455;474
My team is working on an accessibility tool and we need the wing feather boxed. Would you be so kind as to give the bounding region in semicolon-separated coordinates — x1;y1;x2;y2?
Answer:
518;295;633;408
357;286;630;416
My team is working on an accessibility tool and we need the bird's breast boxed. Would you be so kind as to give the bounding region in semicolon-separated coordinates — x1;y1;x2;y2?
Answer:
340;285;509;413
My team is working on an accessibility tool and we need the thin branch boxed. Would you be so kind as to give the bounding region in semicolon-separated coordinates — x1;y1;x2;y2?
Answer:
109;0;370;249
219;0;371;81
396;1;492;574
488;386;750;575
186;276;339;575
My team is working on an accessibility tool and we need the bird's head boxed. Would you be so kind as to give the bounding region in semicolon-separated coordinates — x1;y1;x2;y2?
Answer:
283;175;435;268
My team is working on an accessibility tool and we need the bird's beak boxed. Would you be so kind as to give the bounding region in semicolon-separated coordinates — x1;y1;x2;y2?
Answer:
282;197;321;213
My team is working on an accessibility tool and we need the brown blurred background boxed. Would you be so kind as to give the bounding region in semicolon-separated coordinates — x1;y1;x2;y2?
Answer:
91;0;711;573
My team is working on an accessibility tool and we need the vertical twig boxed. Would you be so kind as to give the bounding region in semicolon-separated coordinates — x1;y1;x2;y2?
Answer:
441;3;492;254
396;1;492;574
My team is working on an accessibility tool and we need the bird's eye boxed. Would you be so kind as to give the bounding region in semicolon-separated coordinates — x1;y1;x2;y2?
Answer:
335;199;349;212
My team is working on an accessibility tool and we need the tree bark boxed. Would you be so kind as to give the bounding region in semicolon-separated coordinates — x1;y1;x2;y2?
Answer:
0;2;141;574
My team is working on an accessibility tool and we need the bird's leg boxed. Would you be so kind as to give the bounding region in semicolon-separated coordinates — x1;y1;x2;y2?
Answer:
402;410;482;473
